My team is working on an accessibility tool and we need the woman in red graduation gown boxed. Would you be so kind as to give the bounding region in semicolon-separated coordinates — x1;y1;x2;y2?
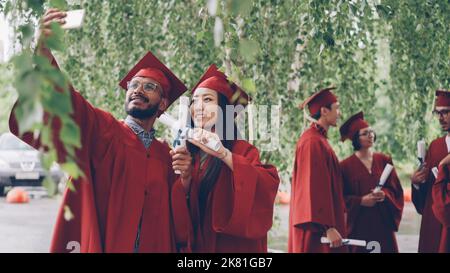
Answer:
432;154;450;253
339;112;404;253
171;65;280;253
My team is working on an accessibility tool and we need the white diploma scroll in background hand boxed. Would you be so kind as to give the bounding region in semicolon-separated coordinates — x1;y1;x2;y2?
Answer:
417;140;426;172
62;9;85;30
417;139;426;162
372;163;394;193
320;237;367;247
432;167;438;179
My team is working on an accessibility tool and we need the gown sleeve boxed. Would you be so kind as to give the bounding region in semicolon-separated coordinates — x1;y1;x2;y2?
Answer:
9;47;116;165
210;142;280;239
170;177;193;252
9;48;116;253
412;145;432;215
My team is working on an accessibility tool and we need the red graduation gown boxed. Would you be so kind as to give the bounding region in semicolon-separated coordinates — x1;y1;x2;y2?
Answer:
340;153;404;253
288;124;347;253
432;165;450;253
171;140;280;253
412;136;446;252
9;50;178;253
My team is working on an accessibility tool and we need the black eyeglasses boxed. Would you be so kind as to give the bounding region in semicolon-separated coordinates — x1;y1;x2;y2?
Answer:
432;109;450;118
127;81;161;94
359;129;375;137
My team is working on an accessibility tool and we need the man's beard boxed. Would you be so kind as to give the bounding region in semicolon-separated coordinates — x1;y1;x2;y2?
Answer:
440;122;450;132
125;100;159;119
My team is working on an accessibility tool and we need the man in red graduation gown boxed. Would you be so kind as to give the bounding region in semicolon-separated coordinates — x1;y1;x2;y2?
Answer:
9;9;191;252
288;87;347;253
411;89;450;253
432;159;450;253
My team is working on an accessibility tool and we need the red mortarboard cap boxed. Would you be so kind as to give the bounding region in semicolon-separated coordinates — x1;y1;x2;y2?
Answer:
339;111;370;142
435;89;450;107
119;51;187;109
300;87;338;115
192;64;250;106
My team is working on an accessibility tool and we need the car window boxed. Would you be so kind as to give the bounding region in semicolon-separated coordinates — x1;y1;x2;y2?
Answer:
0;134;34;151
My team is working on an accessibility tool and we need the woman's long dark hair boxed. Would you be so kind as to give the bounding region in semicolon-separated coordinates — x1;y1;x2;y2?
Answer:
187;93;240;223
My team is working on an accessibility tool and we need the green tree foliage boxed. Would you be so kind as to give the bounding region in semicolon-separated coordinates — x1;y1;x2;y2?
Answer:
1;0;84;192
0;0;449;189
377;0;450;157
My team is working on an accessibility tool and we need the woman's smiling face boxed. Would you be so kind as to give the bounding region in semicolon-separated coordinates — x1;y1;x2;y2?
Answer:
191;87;220;129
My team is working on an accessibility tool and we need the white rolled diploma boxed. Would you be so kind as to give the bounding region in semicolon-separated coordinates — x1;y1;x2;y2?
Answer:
158;113;187;174
178;96;191;130
320;237;367;247
158;113;180;133
432;167;438;179
417;139;426;163
373;163;394;193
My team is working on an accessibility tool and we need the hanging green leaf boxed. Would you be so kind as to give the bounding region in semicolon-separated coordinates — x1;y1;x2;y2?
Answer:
64;205;74;221
60;118;81;149
228;0;253;17
239;39;260;63
49;0;68;10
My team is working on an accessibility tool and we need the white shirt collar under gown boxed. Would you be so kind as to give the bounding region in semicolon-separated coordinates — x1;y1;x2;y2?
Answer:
446;135;450;153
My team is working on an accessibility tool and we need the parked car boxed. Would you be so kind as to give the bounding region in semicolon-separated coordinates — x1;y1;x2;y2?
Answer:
0;133;65;196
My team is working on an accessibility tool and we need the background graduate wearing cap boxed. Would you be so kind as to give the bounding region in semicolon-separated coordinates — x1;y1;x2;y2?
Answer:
8;9;193;253
288;87;347;253
170;64;280;252
430;150;450;253
410;89;450;253
339;112;404;253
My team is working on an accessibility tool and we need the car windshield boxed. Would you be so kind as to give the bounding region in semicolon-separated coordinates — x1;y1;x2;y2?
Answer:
0;133;34;151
